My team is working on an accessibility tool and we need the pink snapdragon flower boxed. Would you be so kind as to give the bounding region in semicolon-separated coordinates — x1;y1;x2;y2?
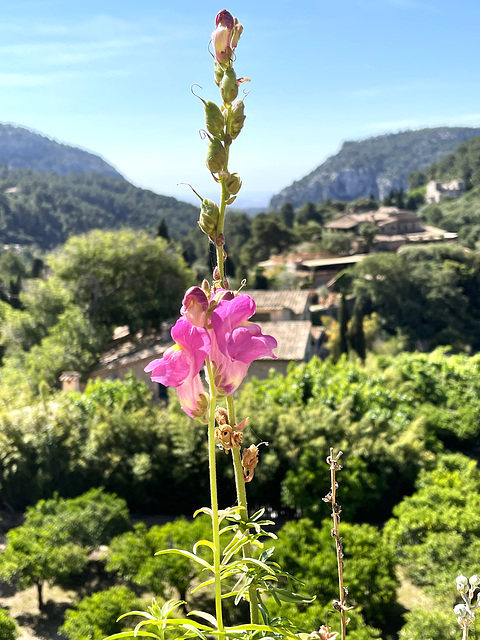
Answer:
210;294;277;395
145;288;277;417
144;317;210;418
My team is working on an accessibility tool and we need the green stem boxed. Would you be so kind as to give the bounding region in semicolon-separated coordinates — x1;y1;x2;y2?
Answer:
206;358;224;633
216;103;232;282
227;395;260;625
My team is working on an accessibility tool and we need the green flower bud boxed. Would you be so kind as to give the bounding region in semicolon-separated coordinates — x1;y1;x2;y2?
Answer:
198;199;220;237
230;100;246;139
220;67;238;104
206;137;226;174
225;172;242;195
470;575;480;587
214;60;225;87
205;101;225;138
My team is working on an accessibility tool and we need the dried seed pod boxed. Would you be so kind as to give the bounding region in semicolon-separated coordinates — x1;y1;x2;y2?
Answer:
206;137;226;174
198;199;220;237
220;67;238;104
204;101;225;138
230;100;246;139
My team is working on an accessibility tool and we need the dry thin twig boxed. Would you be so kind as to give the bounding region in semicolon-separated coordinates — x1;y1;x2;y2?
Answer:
323;448;353;640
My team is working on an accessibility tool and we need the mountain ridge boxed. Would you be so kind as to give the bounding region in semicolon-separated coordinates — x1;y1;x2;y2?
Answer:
269;127;480;210
0;122;124;180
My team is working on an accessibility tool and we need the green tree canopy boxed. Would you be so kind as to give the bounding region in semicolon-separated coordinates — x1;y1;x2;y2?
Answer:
48;228;193;333
60;587;143;640
107;516;211;603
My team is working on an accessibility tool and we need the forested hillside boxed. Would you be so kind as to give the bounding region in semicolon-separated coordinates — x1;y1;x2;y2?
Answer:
411;135;480;248
410;134;480;190
0;168;199;249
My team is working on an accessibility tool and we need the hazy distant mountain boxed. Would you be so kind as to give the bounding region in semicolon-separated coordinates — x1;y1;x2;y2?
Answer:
0;123;123;179
269;127;480;210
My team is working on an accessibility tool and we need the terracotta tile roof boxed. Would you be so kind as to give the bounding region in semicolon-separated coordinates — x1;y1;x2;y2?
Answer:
248;290;310;315
256;321;313;361
93;333;172;372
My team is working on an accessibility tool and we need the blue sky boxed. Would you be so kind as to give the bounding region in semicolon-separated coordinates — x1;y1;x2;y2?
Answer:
0;0;479;208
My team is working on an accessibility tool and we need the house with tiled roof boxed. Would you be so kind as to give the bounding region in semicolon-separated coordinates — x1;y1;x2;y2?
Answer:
247;290;311;322
326;206;457;251
248;321;325;379
89;330;173;399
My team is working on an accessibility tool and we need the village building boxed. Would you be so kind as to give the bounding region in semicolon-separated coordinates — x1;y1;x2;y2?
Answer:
425;179;465;204
247;289;311;322
326;206;457;252
247;321;325;379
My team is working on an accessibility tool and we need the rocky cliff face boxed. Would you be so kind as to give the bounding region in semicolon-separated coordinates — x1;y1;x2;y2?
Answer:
0;123;123;179
269;127;480;210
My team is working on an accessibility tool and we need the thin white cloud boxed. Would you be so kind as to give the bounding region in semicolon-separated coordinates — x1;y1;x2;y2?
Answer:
0;73;52;88
0;36;160;65
0;68;129;88
362;113;480;133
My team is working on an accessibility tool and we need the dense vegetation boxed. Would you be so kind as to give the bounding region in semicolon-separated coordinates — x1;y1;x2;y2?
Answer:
0;167;199;248
1;347;479;639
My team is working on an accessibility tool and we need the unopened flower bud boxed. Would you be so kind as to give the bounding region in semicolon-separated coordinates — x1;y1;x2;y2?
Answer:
220;67;238;104
454;603;475;625
211;10;242;69
230;100;246;139
470;575;480;587
457;575;469;593
230;21;243;49
213;266;221;281
225;172;242;195
198;199;220;237
206;137;226;174
204;101;225;138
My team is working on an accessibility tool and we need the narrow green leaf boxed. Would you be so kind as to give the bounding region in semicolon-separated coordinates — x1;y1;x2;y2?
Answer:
187;611;217;628
193;539;215;555
190;578;215;593
155;549;212;571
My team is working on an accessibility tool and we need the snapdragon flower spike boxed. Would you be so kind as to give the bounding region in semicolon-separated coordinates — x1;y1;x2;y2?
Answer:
145;288;277;415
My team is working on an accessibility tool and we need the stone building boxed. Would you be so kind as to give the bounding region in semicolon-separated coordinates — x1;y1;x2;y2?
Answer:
425;179;465;204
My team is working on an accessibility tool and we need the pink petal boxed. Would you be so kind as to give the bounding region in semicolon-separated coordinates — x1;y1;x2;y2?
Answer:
181;287;209;328
177;374;208;419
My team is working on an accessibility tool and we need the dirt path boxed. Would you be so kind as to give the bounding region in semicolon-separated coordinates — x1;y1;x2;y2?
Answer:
0;584;77;640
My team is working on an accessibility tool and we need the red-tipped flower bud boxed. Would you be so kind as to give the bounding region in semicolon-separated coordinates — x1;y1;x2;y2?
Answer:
211;9;242;69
